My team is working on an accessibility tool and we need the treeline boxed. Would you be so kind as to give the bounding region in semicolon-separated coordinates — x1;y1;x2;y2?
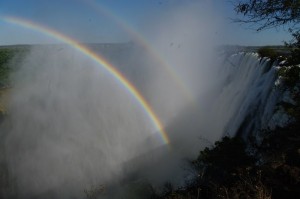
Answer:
0;46;29;88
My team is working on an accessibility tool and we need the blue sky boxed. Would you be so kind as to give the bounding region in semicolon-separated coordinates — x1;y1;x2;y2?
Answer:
0;0;292;46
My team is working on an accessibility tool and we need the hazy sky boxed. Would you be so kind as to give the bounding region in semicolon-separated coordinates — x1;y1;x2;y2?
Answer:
0;0;292;46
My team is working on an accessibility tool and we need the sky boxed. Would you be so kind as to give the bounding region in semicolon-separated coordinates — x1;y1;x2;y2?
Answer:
0;0;293;46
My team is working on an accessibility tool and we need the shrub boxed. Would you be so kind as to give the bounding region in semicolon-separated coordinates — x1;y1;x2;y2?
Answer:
257;47;278;61
193;136;255;174
277;65;300;87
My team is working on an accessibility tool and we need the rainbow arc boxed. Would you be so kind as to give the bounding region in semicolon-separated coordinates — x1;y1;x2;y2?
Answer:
2;16;170;145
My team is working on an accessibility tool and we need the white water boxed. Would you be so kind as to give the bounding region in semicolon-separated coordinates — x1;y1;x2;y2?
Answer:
210;53;279;138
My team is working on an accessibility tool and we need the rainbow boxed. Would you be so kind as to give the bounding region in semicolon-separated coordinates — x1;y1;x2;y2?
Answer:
82;0;194;102
2;16;170;145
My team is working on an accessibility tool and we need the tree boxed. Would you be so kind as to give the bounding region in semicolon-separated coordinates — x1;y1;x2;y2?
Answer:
234;0;300;31
234;0;300;65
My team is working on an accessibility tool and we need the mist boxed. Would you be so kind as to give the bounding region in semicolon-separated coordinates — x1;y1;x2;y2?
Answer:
1;2;236;199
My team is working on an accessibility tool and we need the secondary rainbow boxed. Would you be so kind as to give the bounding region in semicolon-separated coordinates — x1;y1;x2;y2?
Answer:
3;16;170;145
82;0;194;102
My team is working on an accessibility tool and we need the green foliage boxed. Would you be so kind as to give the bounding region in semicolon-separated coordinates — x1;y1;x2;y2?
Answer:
0;46;29;88
194;136;255;174
0;47;29;118
234;0;300;31
285;30;300;65
157;137;270;199
277;32;300;88
189;137;257;198
159;129;300;199
277;65;300;87
0;49;15;66
257;47;278;61
0;49;14;87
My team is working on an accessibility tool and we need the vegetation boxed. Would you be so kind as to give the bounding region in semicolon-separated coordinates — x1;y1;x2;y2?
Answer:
0;47;28;120
0;48;14;88
0;48;13;120
285;30;300;65
157;126;300;199
0;47;26;198
240;0;300;69
235;0;300;67
0;46;28;88
0;89;8;120
257;46;278;61
234;0;300;31
0;49;12;119
277;65;300;87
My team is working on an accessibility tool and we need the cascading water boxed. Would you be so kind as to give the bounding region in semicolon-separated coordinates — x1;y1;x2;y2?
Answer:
164;52;281;154
208;52;280;139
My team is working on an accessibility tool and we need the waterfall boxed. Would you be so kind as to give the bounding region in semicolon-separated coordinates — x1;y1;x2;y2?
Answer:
0;47;290;198
211;52;280;138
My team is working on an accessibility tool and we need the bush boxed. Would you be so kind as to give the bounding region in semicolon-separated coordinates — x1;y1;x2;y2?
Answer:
257;47;278;61
0;47;29;88
285;30;300;65
277;65;300;88
193;137;255;175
